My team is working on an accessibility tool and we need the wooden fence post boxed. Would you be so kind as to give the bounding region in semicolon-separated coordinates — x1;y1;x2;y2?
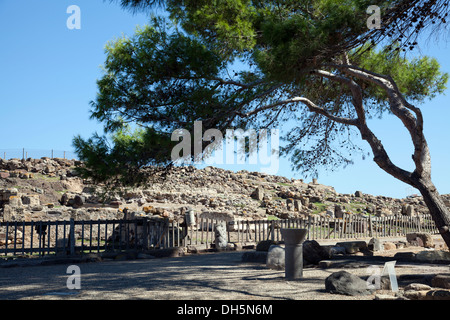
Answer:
271;220;275;242
69;218;75;255
0;213;442;258
143;219;149;250
307;216;312;240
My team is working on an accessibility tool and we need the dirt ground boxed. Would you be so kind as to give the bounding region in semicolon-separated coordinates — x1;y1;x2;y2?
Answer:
0;246;448;301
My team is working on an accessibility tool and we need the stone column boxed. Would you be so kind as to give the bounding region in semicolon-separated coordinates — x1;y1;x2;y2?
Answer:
215;221;228;250
280;228;307;280
186;209;196;226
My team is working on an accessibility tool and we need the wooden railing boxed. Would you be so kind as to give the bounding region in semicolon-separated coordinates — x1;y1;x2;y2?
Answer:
0;213;438;257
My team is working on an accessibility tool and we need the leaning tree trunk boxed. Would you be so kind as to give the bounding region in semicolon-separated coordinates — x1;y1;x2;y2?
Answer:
325;62;450;251
362;124;450;250
414;178;450;249
269;59;450;250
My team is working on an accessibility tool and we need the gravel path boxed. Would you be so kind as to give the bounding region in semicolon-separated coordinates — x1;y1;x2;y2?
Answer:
0;250;448;300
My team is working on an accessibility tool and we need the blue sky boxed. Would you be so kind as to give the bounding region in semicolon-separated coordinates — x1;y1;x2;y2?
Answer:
1;0;450;199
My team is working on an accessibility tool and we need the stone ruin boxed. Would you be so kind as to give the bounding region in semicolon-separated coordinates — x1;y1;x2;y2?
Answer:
0;157;449;252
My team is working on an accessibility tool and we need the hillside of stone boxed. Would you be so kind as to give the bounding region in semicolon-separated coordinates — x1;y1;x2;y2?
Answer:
0;157;448;223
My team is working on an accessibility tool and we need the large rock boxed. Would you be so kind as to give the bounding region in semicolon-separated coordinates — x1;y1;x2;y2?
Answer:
404;283;432;291
294;200;302;211
336;241;368;254
403;289;450;300
415;250;450;264
214;221;228;249
60;193;70;206
383;242;397;251
21;195;40;207
406;232;434;248
368;238;383;252
401;204;415;216
0;188;18;201
8;196;23;207
322;245;347;257
393;251;417;262
2;204;24;221
325;271;373;296
265;240;331;269
266;245;285;270
256;240;278;252
73;195;85;208
376;207;393;217
251;187;265;201
334;205;345;219
432;274;450;289
355;191;363;198
303;240;330;264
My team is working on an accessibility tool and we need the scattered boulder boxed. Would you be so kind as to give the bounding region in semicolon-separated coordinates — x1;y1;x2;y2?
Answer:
334;205;345;219
393;251;417;262
368;238;383;252
406;205;415;217
401;204;416;216
8;196;22;207
251;187;265;201
374;294;400;300
325;271;373;296
294;200;302;211
404;283;432;291
403;289;450;300
300;197;309;207
256;240;278;252
406;232;434;248
376;207;393;217
325;209;334;218
0;188;17;201
266;245;285;270
21;195;40;207
214;221;228;249
415;250;450;264
0;172;10;179
432;274;450;289
383;242;397;251
396;241;407;249
302;240;330;264
425;290;450;300
109;201;122;209
324;245;347;257
60;193;69;206
73;195;85;208
336;241;368;254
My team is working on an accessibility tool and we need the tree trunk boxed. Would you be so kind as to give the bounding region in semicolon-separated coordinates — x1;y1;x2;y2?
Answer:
414;178;450;250
302;64;450;251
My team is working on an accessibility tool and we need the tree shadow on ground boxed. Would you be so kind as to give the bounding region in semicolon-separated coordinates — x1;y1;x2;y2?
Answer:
0;251;307;300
